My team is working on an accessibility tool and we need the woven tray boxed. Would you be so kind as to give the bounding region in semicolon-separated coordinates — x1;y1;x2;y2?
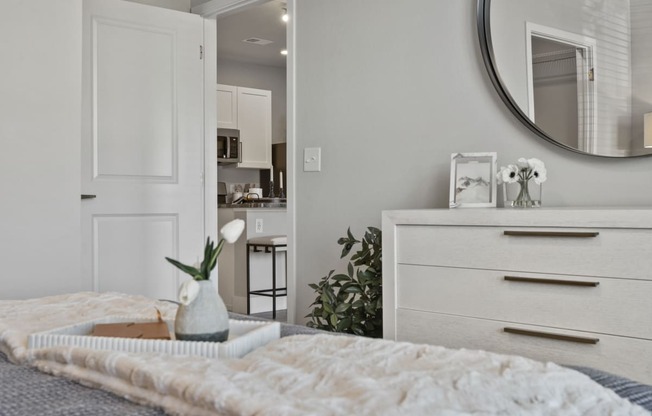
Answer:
27;316;280;359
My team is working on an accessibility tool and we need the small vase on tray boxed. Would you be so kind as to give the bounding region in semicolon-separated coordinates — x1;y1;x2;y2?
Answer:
165;219;245;342
175;280;229;342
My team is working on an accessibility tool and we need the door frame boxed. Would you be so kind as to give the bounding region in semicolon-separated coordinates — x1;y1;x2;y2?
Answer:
193;0;297;324
202;17;219;287
525;22;597;153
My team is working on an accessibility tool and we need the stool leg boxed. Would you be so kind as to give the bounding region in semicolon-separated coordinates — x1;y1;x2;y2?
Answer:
272;246;277;320
246;244;251;315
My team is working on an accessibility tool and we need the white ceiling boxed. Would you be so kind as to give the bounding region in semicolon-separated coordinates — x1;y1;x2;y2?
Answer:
215;0;287;68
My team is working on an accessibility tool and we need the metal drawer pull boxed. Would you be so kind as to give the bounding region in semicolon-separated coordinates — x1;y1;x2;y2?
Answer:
504;327;599;344
503;230;599;238
81;194;97;200
504;275;599;287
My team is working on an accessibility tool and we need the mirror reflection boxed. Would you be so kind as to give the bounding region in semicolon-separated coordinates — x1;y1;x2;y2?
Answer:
486;0;652;157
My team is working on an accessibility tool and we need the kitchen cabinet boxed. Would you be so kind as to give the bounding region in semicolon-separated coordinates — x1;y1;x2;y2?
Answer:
216;84;238;129
216;84;272;169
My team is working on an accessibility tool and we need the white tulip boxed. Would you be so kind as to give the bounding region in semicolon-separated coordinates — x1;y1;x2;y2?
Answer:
178;279;200;305
220;219;245;244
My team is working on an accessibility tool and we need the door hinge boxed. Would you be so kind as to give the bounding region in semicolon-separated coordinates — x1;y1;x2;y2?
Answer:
588;68;595;81
200;45;204;60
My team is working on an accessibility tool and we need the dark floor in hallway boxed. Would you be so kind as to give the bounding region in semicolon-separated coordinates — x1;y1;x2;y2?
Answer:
250;309;287;322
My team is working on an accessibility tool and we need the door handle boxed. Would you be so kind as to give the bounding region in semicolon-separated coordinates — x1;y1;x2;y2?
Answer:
504;275;599;287
503;230;599;238
504;327;599;344
81;194;97;200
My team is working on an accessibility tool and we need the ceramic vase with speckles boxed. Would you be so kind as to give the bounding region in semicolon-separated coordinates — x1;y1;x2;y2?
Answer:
175;280;229;342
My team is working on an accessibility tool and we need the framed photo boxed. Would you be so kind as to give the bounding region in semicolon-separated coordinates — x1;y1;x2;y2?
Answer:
449;152;497;208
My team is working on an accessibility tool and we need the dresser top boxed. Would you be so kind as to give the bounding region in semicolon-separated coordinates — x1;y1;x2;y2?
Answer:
382;208;652;228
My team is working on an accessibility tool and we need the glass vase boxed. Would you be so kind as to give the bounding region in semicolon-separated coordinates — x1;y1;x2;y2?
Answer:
503;179;542;208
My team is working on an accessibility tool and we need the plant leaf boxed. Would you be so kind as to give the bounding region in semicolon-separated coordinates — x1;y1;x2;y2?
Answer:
213;239;225;262
344;285;363;294
332;274;350;282
336;317;352;332
165;257;201;277
335;302;351;314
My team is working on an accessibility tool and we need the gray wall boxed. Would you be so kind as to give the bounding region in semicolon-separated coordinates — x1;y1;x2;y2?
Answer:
293;0;652;323
0;0;82;299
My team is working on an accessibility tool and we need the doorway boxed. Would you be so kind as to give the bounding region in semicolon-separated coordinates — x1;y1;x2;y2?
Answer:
193;0;295;323
525;23;596;153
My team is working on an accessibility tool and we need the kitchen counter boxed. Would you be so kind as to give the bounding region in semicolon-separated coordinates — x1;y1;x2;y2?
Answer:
218;207;287;315
219;197;286;209
218;203;286;209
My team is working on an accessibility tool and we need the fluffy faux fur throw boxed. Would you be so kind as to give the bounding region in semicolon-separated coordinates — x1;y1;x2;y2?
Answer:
0;292;648;415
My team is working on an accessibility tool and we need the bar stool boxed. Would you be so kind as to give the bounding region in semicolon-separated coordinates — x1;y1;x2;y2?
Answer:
246;235;287;319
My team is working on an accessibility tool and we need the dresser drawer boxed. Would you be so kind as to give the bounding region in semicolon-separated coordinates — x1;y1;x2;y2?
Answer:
396;309;652;385
397;265;652;339
396;225;652;280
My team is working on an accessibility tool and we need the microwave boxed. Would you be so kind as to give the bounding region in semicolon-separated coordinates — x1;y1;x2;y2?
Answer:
217;128;240;164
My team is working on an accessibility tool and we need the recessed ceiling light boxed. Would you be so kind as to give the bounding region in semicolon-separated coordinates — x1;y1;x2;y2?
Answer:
281;49;288;56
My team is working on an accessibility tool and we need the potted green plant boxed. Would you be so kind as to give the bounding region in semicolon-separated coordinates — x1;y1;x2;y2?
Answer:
306;227;382;337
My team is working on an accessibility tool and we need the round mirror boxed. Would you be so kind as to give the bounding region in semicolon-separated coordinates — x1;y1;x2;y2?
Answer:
478;0;652;158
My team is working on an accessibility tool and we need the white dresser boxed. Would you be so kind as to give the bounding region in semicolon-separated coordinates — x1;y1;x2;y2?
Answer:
382;208;652;384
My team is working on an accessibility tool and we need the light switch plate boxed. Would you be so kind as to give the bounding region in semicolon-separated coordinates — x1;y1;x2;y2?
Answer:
304;147;321;172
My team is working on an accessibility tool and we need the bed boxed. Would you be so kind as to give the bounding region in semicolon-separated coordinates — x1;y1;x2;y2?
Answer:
0;292;650;415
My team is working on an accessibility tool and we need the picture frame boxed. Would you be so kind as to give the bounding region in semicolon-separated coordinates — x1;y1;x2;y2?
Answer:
449;152;497;208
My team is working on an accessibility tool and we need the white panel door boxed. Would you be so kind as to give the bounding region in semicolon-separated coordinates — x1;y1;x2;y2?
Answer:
81;0;205;300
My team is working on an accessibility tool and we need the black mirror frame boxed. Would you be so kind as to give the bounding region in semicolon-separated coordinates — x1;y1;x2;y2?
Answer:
476;0;650;158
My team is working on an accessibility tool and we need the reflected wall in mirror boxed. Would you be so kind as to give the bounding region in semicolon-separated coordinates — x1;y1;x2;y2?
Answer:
479;0;652;157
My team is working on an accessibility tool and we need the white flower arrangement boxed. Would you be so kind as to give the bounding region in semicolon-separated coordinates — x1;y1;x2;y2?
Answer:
497;158;547;186
167;219;245;305
497;158;547;208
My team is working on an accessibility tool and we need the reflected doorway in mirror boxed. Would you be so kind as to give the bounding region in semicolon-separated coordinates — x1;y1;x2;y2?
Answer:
525;23;597;154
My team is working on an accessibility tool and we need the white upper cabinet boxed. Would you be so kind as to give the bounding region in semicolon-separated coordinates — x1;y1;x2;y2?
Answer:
237;87;271;169
217;84;271;169
217;84;238;129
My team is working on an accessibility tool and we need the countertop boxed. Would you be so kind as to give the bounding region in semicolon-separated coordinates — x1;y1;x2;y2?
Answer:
219;197;286;209
218;203;286;209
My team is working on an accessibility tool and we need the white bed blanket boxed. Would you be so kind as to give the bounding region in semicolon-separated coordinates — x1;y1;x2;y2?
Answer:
0;292;648;415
